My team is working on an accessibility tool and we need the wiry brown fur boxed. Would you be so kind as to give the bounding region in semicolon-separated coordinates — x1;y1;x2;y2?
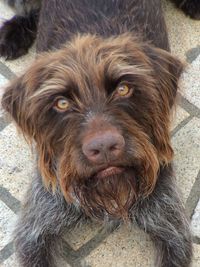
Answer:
2;33;183;220
1;1;193;266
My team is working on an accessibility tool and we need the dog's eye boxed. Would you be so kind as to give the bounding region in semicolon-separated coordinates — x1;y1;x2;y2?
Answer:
53;97;70;112
116;84;132;97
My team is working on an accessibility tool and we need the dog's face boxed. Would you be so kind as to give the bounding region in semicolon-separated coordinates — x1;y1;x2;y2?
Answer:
2;34;183;220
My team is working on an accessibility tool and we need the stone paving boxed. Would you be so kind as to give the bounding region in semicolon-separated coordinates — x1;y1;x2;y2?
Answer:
0;1;200;266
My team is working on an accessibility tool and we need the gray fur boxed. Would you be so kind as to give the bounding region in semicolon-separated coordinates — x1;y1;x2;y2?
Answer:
14;169;84;267
4;0;41;15
133;165;192;267
14;165;192;267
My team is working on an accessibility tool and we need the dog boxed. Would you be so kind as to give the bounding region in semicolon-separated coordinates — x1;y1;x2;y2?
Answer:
1;0;197;266
0;0;200;59
173;0;200;19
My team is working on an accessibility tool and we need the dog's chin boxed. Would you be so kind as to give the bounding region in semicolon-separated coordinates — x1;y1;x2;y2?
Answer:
73;166;138;221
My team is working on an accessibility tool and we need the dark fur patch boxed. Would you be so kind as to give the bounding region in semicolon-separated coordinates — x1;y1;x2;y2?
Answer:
0;10;38;59
171;0;200;19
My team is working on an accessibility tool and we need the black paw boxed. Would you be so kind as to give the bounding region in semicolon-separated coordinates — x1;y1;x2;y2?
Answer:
0;12;38;60
180;0;200;19
172;0;200;19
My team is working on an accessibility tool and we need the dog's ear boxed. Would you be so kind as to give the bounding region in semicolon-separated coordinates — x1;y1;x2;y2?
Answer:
1;54;58;189
2;75;28;131
146;46;184;108
1;53;54;137
145;46;184;164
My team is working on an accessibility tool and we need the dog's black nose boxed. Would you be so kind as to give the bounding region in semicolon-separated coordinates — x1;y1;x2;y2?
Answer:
82;131;125;164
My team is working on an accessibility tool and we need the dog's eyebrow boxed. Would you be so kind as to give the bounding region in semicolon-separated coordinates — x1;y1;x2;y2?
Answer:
29;78;76;100
104;63;154;90
111;64;152;78
29;61;152;101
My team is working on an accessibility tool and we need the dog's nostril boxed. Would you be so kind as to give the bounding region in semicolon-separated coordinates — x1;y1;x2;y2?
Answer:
92;149;100;156
110;145;117;151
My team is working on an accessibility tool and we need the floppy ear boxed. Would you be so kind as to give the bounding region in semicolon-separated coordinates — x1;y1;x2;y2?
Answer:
146;46;184;108
145;46;184;164
1;54;58;189
1;52;56;137
1;75;28;132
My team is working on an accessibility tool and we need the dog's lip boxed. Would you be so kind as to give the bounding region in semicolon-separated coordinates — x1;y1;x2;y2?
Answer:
94;166;124;179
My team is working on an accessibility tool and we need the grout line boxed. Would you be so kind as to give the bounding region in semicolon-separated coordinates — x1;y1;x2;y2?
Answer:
171;114;193;137
62;222;119;264
0;186;21;214
0;117;9;132
0;114;11;132
0;62;16;80
185;46;200;64
76;222;119;258
193;236;200;245
185;170;200;219
62;240;78;259
178;93;200;118
0;242;14;264
62;241;84;267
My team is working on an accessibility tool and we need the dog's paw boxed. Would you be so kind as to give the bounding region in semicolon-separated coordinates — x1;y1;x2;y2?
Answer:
0;15;36;60
183;7;200;19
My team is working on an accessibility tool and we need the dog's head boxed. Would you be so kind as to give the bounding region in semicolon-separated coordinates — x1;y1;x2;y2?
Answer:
1;34;183;220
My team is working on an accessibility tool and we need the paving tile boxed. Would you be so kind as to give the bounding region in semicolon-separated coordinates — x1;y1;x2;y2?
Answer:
0;1;36;76
0;1;200;267
56;257;71;267
162;0;200;60
85;224;154;267
0;23;12;132
64;221;102;250
191;199;200;239
0;254;71;267
0;74;8;117
180;55;200;109
0;62;16;81
0;1;35;75
0;254;20;267
0;74;8;87
0;45;36;76
186;45;200;63
0;200;16;250
171;105;189;130
0;124;34;201
193;244;200;267
172;117;200;203
0;2;14;26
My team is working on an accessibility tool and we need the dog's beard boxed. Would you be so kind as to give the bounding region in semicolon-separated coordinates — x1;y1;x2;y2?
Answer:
72;168;138;221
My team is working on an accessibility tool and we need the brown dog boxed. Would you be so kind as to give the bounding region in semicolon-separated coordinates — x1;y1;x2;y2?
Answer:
1;1;192;267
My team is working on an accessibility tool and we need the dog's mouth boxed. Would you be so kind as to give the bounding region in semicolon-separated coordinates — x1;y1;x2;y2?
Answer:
94;166;125;179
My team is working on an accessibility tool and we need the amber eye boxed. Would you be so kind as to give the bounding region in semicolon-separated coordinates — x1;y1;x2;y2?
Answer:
54;97;69;112
117;84;130;97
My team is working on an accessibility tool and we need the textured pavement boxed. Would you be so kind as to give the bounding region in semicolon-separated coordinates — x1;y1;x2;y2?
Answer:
0;1;200;266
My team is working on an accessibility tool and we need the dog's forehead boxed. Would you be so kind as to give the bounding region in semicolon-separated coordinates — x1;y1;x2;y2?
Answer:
28;35;153;102
31;59;151;102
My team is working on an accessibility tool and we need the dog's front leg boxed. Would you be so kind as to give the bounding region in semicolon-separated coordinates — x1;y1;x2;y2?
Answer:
14;173;83;267
133;165;192;267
